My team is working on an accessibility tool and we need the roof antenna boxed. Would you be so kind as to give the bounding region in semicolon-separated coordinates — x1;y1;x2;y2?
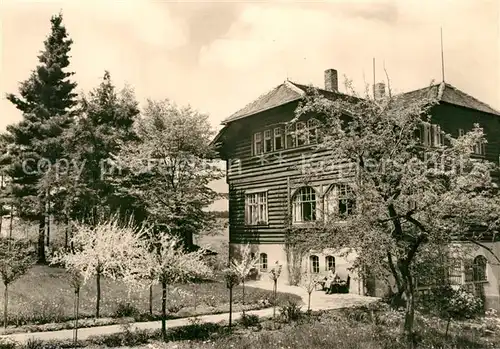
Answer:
440;27;445;82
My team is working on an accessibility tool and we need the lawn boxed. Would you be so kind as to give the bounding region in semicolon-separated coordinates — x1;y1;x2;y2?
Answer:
0;265;301;328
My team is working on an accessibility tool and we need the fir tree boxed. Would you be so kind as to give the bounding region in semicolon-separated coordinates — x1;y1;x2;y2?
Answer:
4;13;77;263
51;71;141;227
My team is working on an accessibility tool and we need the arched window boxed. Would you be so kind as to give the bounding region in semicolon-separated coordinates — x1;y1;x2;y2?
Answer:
293;187;316;222
310;255;319;274
259;253;268;271
473;255;487;282
324;184;355;219
325;255;335;271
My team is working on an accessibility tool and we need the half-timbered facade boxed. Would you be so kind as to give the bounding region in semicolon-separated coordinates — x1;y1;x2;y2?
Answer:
214;69;500;304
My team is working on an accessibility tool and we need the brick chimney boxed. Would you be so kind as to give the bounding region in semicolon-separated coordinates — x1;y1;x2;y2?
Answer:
324;69;338;92
374;82;385;100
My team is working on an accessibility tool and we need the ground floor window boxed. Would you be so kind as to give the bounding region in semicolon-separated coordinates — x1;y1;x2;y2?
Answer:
260;253;268;271
473;255;487;282
310;255;319;273
325;255;335;271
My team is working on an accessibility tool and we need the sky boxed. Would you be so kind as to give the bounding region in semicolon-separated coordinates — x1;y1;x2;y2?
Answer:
1;0;499;210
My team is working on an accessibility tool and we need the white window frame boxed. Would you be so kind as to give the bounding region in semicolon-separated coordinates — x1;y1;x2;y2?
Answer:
264;129;272;153
245;191;268;225
292;187;317;223
473;140;486;156
259;253;268;271
423;122;431;146
274;127;283;151
310;255;319;274
296;121;307;147
285;124;296;149
307;118;319;144
253;132;263;156
325;255;335;271
432;124;442;147
324;184;355;219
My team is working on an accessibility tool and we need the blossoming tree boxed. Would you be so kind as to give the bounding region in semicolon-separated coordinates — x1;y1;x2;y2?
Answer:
130;229;213;341
52;218;147;318
230;244;259;316
289;80;500;341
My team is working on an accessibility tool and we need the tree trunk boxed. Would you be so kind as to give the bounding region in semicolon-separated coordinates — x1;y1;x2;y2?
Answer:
445;317;451;338
37;217;46;264
64;225;68;250
149;284;153;315
0;211;3;237
229;287;233;328
242;279;246;315
74;288;80;345
3;283;8;329
161;281;167;341
273;281;277;319
46;195;50;247
308;292;312;312
402;268;416;348
8;205;13;240
96;272;101;318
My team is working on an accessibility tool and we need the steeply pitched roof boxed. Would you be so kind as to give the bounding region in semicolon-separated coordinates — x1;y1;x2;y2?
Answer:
221;80;500;125
401;82;500;116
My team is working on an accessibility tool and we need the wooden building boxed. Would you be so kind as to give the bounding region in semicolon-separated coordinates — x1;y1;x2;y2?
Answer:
213;69;500;305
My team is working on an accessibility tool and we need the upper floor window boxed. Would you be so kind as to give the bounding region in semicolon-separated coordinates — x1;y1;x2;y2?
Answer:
253;126;284;155
264;130;272;153
245;191;268;225
274;127;283;151
253;132;263;155
324;184;355;219
259;253;268;271
310;255;319;274
286;124;296;148
431;124;444;147
285;119;320;149
307;119;319;144
296;122;307;146
252;119;320;156
473;140;486;156
458;128;485;156
416;122;444;147
293;187;317;222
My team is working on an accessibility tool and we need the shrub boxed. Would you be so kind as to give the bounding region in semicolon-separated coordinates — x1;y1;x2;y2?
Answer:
279;300;302;323
113;302;139;318
167;299;184;314
166;321;226;341
238;313;261;328
22;338;45;349
420;285;484;320
87;324;156;347
0;338;17;349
